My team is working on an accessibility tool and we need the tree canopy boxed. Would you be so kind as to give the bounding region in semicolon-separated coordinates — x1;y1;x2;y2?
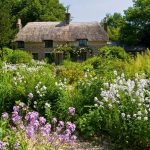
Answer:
102;0;150;47
0;0;14;49
0;0;66;49
121;0;150;47
102;13;125;41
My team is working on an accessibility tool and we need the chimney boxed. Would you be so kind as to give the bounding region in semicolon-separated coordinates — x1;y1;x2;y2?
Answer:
65;13;71;25
104;17;107;32
104;22;107;32
17;18;22;31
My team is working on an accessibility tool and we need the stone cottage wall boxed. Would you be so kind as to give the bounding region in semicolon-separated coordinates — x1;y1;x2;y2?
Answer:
18;41;107;60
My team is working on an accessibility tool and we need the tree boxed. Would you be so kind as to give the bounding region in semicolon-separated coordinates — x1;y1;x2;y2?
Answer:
0;0;14;59
10;0;66;26
120;0;150;47
102;13;125;41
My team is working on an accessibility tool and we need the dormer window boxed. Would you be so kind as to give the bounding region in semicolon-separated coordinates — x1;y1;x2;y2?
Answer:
44;40;53;48
17;41;24;48
79;39;88;47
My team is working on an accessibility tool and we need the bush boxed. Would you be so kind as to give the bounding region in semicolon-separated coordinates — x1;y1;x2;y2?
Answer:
0;47;13;61
99;46;129;60
78;72;150;149
0;63;60;116
10;50;32;64
125;49;150;77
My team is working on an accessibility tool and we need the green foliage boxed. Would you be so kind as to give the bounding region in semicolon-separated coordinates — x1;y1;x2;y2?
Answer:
9;0;66;26
10;50;32;64
120;0;150;46
99;46;129;60
102;13;125;41
0;0;14;51
0;48;13;61
125;49;150;76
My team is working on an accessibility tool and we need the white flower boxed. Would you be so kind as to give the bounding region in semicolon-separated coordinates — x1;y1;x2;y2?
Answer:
145;109;148;115
104;83;109;87
114;70;117;76
131;99;136;103
135;73;138;78
45;103;51;108
137;111;142;116
84;73;87;78
94;104;98;107
116;94;120;98
127;114;131;119
94;97;98;102
34;101;37;105
108;103;112;108
121;113;125;118
140;98;145;103
37;91;40;94
137;116;141;120
138;103;142;106
133;114;137;117
144;116;148;121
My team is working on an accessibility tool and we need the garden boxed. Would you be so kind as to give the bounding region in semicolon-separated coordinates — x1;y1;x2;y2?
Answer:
0;46;150;150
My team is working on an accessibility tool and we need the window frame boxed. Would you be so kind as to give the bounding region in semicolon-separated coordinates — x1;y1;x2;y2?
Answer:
44;40;53;48
79;39;88;47
17;41;25;48
32;53;39;60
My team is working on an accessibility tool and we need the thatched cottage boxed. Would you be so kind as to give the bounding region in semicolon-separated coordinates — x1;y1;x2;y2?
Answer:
14;13;109;60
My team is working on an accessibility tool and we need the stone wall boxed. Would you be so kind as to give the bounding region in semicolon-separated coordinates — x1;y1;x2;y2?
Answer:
16;41;107;60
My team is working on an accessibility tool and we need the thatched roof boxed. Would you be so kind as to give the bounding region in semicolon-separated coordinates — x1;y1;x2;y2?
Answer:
14;22;109;42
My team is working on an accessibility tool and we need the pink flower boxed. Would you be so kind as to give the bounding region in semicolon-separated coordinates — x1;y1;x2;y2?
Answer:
2;112;9;120
28;93;33;99
68;107;75;116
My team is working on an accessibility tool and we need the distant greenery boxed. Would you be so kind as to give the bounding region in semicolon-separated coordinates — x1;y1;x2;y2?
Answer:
0;0;66;50
102;0;150;47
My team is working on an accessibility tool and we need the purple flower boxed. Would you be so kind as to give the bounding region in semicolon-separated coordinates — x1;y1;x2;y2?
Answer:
71;135;77;140
28;93;33;99
66;122;76;132
13;106;20;112
14;142;20;150
25;126;35;139
2;112;9;120
25;112;39;124
39;117;46;125
52;117;57;124
68;107;75;116
58;121;64;127
12;111;22;124
59;135;65;142
40;123;51;137
0;140;7;149
33;120;40;130
48;137;54;143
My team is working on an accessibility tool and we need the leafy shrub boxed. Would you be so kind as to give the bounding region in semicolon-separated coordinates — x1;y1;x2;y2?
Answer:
99;46;129;60
0;47;13;61
56;60;85;84
10;50;32;64
78;72;150;149
0;63;60;116
125;49;150;76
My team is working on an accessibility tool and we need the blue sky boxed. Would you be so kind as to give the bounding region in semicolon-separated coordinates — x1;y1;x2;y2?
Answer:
60;0;133;22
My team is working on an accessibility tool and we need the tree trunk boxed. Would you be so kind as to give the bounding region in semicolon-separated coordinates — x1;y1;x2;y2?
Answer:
0;46;3;61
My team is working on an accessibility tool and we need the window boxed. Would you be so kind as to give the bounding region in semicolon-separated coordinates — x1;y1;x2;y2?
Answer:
32;53;38;60
44;40;53;48
79;39;88;47
17;41;24;48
